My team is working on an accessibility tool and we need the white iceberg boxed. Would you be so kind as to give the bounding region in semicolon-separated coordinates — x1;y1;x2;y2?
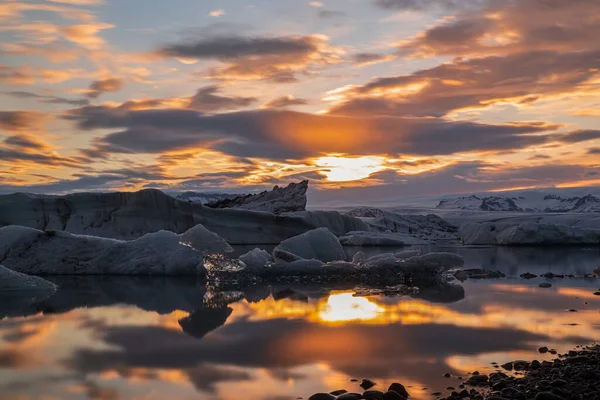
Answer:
273;227;346;263
0;225;221;275
459;221;600;245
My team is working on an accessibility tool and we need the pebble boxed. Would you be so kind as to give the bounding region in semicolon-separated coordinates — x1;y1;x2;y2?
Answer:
309;394;336;400
337;393;363;400
520;272;538;279
387;383;409;398
539;283;552;288
539;346;549;353
363;390;384;400
382;390;406;400
361;379;376;390
330;390;347;396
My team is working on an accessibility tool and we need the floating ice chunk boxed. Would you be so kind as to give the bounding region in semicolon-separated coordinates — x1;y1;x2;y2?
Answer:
0;225;204;275
0;265;57;319
239;248;273;269
0;265;57;293
179;224;234;254
394;249;421;259
339;231;407;246
273;228;345;263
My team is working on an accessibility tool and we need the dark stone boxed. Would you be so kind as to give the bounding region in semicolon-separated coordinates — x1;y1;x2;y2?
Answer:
443;373;451;377
363;390;384;400
466;374;489;385
501;362;513;371
309;394;336;400
533;393;566;400
387;383;409;398
330;390;348;396
337;393;364;400
501;387;526;399
539;283;552;288
361;379;376;390
593;291;600;296
530;360;542;370
550;379;567;387
538;346;549;353
382;391;406;400
520;272;538;279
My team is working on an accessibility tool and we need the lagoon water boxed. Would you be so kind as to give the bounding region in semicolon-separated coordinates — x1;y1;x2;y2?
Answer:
1;246;599;400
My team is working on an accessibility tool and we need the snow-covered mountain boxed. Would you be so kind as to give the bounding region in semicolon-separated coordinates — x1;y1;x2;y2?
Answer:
175;191;243;204
437;193;600;212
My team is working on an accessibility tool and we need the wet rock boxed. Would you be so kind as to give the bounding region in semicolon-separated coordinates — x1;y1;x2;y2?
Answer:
593;291;600;296
520;272;538;279
361;379;376;390
382;391;406;400
538;346;549;353
338;393;363;400
463;269;506;279
454;270;469;282
363;390;384;400
501;387;526;399
309;394;336;400
466;374;489;385
330;390;348;396
533;393;566;400
542;273;565;279
387;383;409;398
538;283;552;288
530;360;542;370
501;362;514;371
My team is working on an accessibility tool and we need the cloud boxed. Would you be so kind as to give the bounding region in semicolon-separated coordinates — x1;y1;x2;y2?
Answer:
3;134;51;151
87;78;125;99
209;9;225;17
0;110;46;132
587;148;600;155
398;0;600;58
47;0;104;4
188;85;257;112
159;33;342;82
318;10;345;18
327;50;600;117
3;91;89;106
350;52;396;67
59;22;115;50
64;106;566;160
261;95;308;109
372;0;476;10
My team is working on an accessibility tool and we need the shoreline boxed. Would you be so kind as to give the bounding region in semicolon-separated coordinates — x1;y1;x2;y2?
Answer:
307;344;600;400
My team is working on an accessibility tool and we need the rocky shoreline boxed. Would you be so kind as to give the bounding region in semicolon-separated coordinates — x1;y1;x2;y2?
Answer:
307;344;600;400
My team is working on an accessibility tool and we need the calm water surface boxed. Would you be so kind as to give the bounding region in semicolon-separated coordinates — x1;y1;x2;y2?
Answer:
1;246;599;400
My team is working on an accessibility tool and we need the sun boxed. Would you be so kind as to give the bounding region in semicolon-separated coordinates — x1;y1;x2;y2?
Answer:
313;155;388;182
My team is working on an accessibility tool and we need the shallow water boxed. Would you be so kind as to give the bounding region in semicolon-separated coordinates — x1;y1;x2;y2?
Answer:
1;246;599;400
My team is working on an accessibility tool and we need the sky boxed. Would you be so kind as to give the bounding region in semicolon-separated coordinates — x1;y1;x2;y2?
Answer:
1;0;600;202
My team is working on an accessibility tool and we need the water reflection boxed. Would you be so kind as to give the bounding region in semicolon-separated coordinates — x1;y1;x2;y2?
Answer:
0;247;599;400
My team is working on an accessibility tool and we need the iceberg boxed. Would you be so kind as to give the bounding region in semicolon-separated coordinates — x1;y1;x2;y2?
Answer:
0;225;215;275
205;180;308;214
459;221;600;245
0;265;57;319
239;248;273;270
273;228;346;263
0;189;365;244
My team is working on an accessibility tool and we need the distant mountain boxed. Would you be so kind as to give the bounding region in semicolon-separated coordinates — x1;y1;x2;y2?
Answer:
175;191;243;204
437;193;600;212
